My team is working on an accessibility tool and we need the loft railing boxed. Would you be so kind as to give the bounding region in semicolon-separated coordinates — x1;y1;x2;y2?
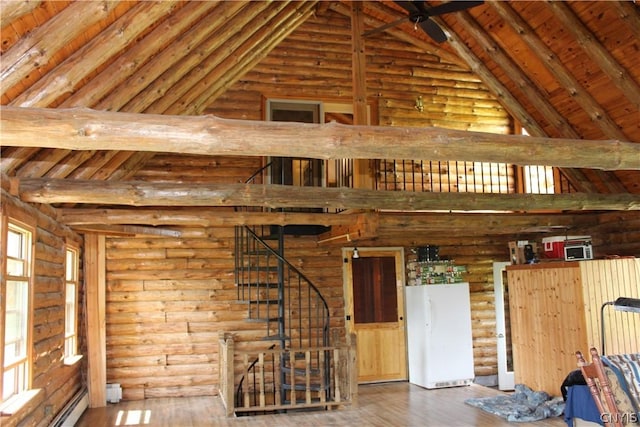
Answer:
243;157;572;195
375;159;575;194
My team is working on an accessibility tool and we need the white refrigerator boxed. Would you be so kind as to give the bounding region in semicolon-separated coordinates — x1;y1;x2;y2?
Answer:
405;283;475;389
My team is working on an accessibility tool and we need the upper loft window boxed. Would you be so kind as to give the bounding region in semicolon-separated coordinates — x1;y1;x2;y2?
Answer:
520;128;556;194
266;100;323;189
522;165;556;194
267;99;321;124
264;100;365;190
2;221;33;402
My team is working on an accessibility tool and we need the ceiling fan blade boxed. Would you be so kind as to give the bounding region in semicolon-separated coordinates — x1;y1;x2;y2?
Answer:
395;1;422;14
389;1;484;43
362;15;413;37
426;1;484;17
419;17;448;43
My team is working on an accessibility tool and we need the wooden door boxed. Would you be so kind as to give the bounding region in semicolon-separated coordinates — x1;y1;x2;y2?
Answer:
343;248;407;383
493;261;515;391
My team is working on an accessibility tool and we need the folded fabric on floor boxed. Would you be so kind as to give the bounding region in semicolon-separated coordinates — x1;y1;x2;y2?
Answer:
464;384;565;423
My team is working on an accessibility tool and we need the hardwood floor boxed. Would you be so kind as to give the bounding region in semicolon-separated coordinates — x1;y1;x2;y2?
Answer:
76;382;568;426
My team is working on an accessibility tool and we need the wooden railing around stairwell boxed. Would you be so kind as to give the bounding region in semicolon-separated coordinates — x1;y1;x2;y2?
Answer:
218;332;357;416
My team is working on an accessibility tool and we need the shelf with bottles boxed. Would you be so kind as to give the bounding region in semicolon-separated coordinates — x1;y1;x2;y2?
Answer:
406;259;467;286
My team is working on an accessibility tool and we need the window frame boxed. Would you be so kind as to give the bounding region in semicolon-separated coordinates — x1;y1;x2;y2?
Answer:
517;126;557;195
63;245;80;364
1;217;35;403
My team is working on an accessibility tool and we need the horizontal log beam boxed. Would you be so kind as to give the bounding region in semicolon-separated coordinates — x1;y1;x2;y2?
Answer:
16;179;640;211
57;208;602;237
70;224;183;237
58;208;360;227
1;106;638;170
377;212;592;232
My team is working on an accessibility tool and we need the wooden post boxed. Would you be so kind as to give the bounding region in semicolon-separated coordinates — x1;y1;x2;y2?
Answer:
85;233;107;408
219;333;235;417
347;332;358;406
351;2;374;190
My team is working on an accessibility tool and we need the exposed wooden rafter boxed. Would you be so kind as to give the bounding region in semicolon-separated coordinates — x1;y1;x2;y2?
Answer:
61;1;218;109
1;1;120;97
439;11;597;193
492;2;627;192
12;2;180;108
0;0;42;28
490;2;631;143
188;1;319;116
330;1;468;68
547;1;640;109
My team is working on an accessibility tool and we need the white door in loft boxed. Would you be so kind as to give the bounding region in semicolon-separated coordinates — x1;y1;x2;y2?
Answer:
494;261;515;391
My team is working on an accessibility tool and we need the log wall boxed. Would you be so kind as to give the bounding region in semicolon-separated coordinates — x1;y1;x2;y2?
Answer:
4;4;640;415
208;5;511;135
203;9;513;382
103;226;347;400
0;189;84;427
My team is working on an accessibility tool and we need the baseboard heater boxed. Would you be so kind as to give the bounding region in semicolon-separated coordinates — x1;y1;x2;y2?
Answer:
50;387;89;427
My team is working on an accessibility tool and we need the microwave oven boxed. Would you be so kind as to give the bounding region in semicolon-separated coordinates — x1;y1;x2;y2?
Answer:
564;242;593;261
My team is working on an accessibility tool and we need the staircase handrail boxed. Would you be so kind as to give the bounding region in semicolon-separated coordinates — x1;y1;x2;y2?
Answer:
243;160;273;185
242;225;330;326
235;343;276;409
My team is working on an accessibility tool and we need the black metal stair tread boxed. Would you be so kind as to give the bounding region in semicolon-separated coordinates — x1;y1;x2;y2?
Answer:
273;225;331;236
236;282;279;288
282;352;312;361
245;317;283;323
261;335;290;342
240;299;280;304
236;265;279;271
260;234;280;240
282;383;326;392
282;366;321;375
241;249;272;255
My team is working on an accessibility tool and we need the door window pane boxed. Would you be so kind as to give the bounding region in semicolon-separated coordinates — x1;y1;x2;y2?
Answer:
352;257;398;323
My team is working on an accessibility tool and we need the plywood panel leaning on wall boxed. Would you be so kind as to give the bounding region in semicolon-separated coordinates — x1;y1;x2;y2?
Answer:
580;258;640;355
507;262;587;396
506;258;640;396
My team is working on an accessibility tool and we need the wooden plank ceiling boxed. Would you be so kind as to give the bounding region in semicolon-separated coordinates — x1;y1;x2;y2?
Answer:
1;1;639;219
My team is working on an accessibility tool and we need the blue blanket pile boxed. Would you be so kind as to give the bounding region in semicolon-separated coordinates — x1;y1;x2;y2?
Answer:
464;384;565;423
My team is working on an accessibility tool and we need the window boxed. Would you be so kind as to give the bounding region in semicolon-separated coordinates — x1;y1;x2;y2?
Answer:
2;221;33;402
520;128;556;194
523;164;556;194
266;100;324;190
265;100;367;195
64;246;79;361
